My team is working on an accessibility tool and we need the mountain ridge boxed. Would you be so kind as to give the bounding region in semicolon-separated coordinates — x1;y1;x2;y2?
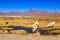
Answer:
0;9;60;16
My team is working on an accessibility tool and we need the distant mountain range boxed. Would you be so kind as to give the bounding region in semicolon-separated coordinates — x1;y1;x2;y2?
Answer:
0;9;60;16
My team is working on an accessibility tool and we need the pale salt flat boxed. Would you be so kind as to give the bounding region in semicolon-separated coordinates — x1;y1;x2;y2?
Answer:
0;34;60;40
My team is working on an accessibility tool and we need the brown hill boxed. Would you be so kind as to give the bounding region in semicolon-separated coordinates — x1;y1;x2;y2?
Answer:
0;9;60;16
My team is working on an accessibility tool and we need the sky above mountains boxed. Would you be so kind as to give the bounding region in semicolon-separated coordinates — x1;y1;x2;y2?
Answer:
0;0;60;12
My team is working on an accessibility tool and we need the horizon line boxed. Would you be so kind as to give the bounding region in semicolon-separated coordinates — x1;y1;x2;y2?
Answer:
0;9;60;12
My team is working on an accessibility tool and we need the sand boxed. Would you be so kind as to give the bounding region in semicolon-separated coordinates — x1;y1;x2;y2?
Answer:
0;34;60;40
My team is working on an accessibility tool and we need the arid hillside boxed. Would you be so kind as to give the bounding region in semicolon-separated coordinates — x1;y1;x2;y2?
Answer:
0;9;60;16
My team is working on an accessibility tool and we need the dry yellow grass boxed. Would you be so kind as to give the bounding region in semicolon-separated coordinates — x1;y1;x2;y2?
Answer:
0;30;4;34
0;16;60;28
10;30;27;35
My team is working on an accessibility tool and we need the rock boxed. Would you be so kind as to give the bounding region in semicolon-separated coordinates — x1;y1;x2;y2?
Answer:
4;30;9;34
33;32;40;37
0;30;4;34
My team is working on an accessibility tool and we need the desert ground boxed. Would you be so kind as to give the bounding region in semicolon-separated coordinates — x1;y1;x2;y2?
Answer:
0;34;60;40
0;16;60;40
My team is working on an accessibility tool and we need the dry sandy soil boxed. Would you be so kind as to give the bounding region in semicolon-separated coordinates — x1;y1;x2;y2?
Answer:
0;34;60;40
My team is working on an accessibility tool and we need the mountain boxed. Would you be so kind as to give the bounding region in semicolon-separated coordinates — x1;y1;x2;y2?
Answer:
0;9;60;16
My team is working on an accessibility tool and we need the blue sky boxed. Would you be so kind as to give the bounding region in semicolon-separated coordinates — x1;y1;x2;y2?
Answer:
0;0;60;12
